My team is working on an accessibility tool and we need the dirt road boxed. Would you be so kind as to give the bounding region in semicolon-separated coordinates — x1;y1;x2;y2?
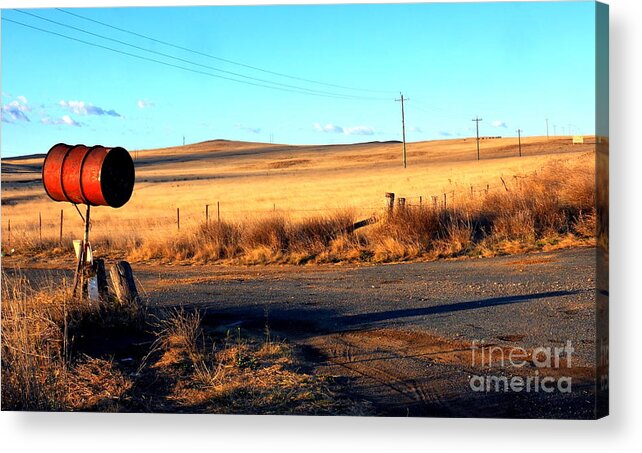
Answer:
4;247;598;418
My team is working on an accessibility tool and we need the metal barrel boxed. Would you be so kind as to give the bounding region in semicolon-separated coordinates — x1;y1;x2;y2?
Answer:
42;143;135;208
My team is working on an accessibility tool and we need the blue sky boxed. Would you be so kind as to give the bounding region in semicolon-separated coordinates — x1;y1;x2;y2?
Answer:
1;1;597;157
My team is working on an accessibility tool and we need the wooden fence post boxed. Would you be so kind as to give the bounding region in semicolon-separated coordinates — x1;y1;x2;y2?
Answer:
7;219;10;250
443;193;447;209
39;212;42;241
419;196;422;206
205;204;209;225
397;197;406;211
177;207;180;231
385;192;395;213
217;201;221;225
59;209;63;244
432;196;438;210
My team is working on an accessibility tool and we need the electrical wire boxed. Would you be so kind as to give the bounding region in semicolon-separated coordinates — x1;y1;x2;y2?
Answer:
14;9;388;101
56;7;395;95
2;16;388;101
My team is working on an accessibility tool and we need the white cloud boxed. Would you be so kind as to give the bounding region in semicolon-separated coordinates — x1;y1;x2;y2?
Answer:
314;123;343;133
137;99;154;109
343;125;375;136
59;99;120;117
408;126;423;133
235;123;261;134
491;120;507;128
314;123;376;135
62;115;79;126
2;97;30;123
41;115;81;127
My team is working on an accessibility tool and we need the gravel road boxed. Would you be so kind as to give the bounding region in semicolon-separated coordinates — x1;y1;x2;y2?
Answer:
5;247;599;418
139;248;596;360
137;247;598;418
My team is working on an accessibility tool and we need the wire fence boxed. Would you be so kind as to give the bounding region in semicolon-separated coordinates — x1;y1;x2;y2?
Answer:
1;152;593;249
0;184;502;249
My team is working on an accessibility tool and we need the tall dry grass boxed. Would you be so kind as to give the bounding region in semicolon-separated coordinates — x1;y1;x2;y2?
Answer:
2;156;596;265
1;275;367;414
125;157;595;264
127;209;358;264
1;272;142;411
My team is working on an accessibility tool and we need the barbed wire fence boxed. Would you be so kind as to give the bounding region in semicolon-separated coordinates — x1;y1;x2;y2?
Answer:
1;152;592;250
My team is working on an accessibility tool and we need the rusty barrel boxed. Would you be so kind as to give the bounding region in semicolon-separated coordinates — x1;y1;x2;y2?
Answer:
42;143;135;208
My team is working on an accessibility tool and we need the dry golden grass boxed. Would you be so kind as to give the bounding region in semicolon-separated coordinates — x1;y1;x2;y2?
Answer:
2;149;596;265
2;136;596;257
105;152;595;264
1;274;368;414
0;272;142;410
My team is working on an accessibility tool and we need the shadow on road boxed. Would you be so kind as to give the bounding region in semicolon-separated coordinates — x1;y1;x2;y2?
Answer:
334;290;582;328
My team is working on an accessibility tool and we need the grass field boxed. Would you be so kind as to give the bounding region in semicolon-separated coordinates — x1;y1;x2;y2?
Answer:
0;135;602;413
1;135;596;262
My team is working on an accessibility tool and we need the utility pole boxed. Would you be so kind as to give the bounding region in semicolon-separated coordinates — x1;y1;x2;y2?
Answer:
395;92;408;168
516;129;523;157
472;116;483;160
545;118;549;140
182;136;185;146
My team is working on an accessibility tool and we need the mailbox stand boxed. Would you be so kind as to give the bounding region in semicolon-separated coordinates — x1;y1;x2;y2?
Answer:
42;143;135;300
72;204;91;297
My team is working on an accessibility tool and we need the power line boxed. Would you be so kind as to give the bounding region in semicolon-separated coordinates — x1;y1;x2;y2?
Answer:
14;9;386;101
2;17;386;101
56;7;394;95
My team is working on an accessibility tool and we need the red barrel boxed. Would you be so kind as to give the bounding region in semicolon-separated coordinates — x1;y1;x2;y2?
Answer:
42;143;135;208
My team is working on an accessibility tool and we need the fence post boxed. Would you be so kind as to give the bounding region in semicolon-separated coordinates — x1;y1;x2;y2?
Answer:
177;207;180;231
486;184;490;195
39;212;42;241
385;192;395;213
7;219;10;250
470;185;474;197
217;201;221;225
205;204;209;225
419;196;423;206
397;197;406;211
59;209;63;244
432;196;438;210
443;193;447;209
